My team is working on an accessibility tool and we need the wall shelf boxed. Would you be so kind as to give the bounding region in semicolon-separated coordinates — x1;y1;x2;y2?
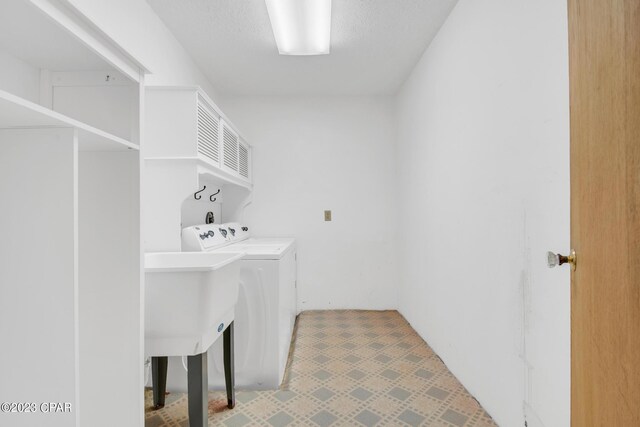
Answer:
0;89;138;151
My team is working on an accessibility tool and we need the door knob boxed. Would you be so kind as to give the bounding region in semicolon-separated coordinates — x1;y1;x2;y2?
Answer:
547;250;576;271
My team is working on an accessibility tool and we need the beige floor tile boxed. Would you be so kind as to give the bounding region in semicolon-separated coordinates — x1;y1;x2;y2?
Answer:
145;310;497;427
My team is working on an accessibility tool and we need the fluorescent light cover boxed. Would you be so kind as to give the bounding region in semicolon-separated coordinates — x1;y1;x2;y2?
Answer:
265;0;331;55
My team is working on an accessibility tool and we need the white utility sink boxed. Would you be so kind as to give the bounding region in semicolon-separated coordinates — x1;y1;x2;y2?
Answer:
144;251;244;357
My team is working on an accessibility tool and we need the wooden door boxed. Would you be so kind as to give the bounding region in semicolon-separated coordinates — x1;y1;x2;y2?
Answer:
568;0;640;425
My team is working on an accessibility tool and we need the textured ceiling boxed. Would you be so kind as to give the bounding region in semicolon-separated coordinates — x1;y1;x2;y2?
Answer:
147;0;458;95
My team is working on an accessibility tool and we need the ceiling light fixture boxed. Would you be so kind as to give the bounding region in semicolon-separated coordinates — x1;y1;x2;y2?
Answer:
265;0;331;55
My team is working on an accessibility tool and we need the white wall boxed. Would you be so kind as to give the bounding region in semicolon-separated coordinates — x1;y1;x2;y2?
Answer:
394;1;570;426
220;96;398;311
0;49;40;102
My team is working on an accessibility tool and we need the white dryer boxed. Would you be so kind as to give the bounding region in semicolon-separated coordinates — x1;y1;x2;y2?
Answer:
182;222;297;390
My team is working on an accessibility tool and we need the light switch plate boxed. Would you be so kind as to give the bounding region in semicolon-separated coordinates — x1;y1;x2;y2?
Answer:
324;210;332;221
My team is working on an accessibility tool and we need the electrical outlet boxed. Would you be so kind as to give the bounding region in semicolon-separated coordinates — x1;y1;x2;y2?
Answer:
324;210;332;221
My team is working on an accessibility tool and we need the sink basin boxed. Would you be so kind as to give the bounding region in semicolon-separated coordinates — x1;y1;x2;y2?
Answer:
144;251;244;357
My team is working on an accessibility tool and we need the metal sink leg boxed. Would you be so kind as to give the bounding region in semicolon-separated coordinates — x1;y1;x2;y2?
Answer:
224;321;235;409
187;352;208;427
151;356;168;409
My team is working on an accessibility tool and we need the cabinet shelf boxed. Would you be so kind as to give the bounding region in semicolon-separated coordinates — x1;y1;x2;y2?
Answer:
0;89;138;151
145;156;253;190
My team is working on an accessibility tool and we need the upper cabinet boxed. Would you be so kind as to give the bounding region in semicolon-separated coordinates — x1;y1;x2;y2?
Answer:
146;87;252;188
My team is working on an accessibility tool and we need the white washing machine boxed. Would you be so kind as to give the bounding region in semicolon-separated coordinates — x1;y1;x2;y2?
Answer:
181;222;297;390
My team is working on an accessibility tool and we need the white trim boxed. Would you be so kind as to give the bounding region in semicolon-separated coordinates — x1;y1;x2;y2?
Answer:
136;70;145;427
72;129;80;427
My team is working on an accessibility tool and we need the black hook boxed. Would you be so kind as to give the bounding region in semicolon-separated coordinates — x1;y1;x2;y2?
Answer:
210;189;221;202
194;185;206;200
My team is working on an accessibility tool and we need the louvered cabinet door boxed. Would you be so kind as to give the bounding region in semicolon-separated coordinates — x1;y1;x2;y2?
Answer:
197;97;221;166
238;139;250;181
221;120;239;174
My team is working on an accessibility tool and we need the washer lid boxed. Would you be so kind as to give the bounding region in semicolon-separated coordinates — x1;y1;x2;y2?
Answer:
242;238;295;246
223;238;296;260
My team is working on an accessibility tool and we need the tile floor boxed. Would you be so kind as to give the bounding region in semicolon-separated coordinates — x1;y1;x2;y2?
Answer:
145;310;497;426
